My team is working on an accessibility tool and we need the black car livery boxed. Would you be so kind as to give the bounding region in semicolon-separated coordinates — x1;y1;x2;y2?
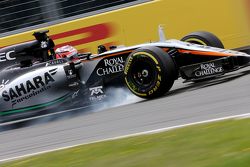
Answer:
1;29;250;122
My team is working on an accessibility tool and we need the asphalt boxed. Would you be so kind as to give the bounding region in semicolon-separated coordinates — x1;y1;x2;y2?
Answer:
1;67;250;161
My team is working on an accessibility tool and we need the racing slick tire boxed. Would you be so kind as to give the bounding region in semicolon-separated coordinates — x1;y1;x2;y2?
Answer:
181;31;224;48
124;46;176;99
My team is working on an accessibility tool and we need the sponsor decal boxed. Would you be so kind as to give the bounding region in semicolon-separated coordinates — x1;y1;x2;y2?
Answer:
0;50;16;62
124;56;133;75
1;68;57;106
0;79;9;91
46;59;66;66
194;63;223;77
89;86;106;101
72;90;80;99
68;82;79;87
66;69;77;79
64;62;78;80
148;74;161;95
89;86;104;96
97;57;125;76
68;69;73;75
63;64;79;88
40;41;48;49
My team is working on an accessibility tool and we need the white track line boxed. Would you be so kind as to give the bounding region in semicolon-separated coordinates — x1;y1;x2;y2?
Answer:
1;112;250;163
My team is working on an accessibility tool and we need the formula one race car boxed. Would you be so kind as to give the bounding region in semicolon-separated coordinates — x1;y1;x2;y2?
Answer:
1;27;250;122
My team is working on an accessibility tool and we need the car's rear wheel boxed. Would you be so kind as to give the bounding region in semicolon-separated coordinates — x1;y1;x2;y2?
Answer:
124;46;176;99
181;31;224;48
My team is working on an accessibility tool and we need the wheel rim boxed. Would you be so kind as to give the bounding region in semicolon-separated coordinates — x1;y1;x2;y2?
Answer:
130;56;157;89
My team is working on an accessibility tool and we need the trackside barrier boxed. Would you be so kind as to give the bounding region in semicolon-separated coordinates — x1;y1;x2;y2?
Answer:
1;0;250;53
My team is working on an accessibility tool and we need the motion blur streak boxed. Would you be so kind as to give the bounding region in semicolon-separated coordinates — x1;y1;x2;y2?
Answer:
0;88;141;130
92;88;142;112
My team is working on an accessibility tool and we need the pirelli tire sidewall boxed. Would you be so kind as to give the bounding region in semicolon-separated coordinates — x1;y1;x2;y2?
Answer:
124;46;176;99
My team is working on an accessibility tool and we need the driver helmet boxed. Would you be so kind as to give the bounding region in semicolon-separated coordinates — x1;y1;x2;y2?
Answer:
55;45;78;60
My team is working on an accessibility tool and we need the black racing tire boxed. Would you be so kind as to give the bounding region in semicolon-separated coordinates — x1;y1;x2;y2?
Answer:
124;46;176;99
181;31;224;48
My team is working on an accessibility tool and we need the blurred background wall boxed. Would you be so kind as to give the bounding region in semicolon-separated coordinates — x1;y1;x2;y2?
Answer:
1;0;250;53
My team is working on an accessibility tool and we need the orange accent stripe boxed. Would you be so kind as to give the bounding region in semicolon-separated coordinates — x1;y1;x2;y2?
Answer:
162;48;170;52
82;48;169;62
178;49;233;57
92;50;133;60
90;47;170;61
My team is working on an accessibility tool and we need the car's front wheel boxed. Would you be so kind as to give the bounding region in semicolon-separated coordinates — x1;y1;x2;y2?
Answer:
124;46;177;99
181;31;224;48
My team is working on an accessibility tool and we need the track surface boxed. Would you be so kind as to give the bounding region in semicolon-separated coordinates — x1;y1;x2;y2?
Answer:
1;67;250;161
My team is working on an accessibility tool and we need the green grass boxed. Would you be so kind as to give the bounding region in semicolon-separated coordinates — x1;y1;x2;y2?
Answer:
2;118;250;167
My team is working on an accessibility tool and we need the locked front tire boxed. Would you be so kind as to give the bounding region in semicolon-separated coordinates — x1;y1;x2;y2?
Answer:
124;46;177;99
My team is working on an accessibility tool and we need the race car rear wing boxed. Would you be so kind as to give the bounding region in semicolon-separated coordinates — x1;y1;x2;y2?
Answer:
0;30;55;70
33;30;56;58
